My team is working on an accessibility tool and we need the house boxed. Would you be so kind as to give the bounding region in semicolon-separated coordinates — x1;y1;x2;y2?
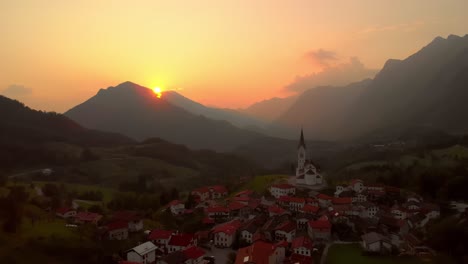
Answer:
379;215;410;235
239;220;259;244
317;193;333;208
169;200;185;215
235;240;285;264
296;213;314;230
308;216;331;241
287;253;314;264
291;236;314;257
107;221;129;240
148;229;173;251
350;179;365;193
126;241;157;264
288;197;306;212
167;233;195;253
421;203;440;220
360;202;379;218
268;205;288;217
182;246;205;264
274;220;296;243
228;201;248;217
210;185;228;199
391;206;408;220
269;184;296;199
212;220;242;248
361;232;392;254
300;204;320;216
191;187;210;202
112;211;144;232
56;207;76;219
234;190;254;198
332;197;352;206
206;206;229;219
74;212;102;225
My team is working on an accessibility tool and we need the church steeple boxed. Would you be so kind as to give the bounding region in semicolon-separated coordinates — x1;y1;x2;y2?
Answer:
298;127;306;149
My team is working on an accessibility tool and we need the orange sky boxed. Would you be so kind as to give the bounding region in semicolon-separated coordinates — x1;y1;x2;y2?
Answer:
1;0;467;112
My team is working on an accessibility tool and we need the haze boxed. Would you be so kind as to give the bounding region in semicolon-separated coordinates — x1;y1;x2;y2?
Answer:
1;0;467;112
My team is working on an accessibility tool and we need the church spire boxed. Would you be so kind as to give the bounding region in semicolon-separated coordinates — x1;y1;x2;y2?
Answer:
298;127;306;149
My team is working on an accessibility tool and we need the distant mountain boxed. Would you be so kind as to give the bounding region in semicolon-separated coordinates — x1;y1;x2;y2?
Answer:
276;79;371;140
163;90;268;133
65;82;267;152
274;34;468;141
0;95;133;146
241;96;297;122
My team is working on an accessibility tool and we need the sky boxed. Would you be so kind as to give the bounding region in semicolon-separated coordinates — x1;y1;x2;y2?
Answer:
1;0;467;112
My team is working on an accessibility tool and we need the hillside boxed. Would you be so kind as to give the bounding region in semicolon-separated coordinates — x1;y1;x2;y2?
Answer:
163;91;268;132
272;34;468;141
65;82;267;152
241;95;297;122
0;95;134;170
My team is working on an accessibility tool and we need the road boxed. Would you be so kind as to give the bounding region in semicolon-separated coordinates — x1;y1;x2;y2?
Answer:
204;247;235;264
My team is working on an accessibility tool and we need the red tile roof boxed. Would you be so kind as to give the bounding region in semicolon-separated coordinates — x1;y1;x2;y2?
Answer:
75;212;102;222
288;253;314;264
234;190;253;197
302;204;320;214
183;246;205;260
167;233;194;247
168;200;184;206
229;201;247;211
56;207;74;215
317;193;333;200
107;221;128;231
268;205;286;215
350;179;363;185
202;217;215;224
212;220;242;235
148;229;173;241
291;236;314;250
275;221;296;232
308;216;331;230
235;241;277;264
210;185;228;194
289;197;306;203
192;187;210;194
206;206;229;213
332;197;352;205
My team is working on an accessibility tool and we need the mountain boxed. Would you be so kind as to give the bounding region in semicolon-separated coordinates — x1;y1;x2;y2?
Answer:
276;79;371;140
241;96;297;122
0;95;134;170
163;90;268;133
0;95;133;146
274;34;468;141
65;82;266;152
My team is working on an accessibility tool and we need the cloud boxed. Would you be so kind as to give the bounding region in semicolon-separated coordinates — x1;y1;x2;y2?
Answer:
1;84;33;97
304;48;338;67
285;57;378;94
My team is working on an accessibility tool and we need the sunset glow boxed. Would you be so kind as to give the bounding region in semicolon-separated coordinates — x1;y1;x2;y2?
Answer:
153;87;162;98
0;1;467;112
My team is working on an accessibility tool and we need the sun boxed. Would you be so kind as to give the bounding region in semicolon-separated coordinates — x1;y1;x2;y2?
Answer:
152;87;163;98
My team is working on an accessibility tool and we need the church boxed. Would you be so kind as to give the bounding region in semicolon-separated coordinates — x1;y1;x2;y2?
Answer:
295;129;323;186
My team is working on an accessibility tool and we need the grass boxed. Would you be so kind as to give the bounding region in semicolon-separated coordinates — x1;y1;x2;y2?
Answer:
326;244;426;264
237;174;288;194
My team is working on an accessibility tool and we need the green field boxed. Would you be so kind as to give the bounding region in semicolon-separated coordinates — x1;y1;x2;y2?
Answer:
326;244;425;264
237;174;288;194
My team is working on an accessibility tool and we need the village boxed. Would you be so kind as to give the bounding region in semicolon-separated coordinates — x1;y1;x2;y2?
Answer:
47;130;453;264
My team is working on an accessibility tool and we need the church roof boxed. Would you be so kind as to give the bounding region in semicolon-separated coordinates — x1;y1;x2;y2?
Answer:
298;128;306;149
